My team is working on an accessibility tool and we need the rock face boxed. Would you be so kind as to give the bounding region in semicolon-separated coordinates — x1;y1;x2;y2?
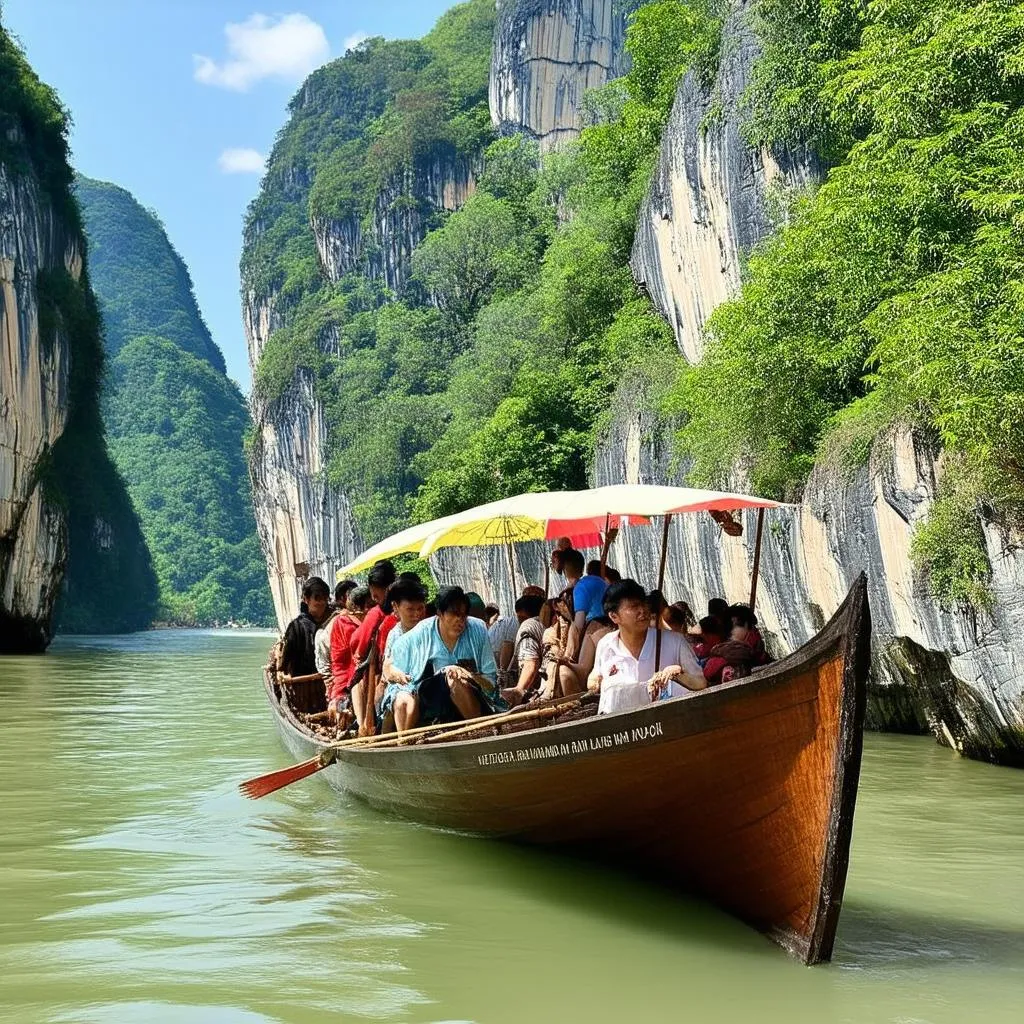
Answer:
593;397;1024;767
0;161;73;651
631;0;819;361
312;152;479;294
490;0;632;151
247;370;360;627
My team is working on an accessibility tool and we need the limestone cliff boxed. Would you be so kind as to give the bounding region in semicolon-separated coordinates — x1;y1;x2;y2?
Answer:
1;31;156;647
490;0;633;150
0;160;70;650
312;153;479;294
630;0;819;362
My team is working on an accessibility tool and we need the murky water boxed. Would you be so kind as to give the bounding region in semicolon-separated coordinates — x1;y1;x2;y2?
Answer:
1;630;1022;1023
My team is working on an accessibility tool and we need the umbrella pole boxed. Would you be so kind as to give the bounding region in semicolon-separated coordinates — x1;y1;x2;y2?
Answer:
654;514;672;671
507;540;517;593
749;507;765;610
599;513;612;575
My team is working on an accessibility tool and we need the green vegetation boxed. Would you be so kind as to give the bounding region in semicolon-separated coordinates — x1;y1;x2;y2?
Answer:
77;178;274;625
247;0;723;542
672;0;1024;606
1;27;158;633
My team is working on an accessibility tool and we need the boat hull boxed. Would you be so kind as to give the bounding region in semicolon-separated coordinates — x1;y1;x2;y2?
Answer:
265;575;870;964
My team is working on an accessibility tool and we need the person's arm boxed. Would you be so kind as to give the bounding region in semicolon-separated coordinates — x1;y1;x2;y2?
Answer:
497;639;514;673
515;657;540;693
351;606;382;662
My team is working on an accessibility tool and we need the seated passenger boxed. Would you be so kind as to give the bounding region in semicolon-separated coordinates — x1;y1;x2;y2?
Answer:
602;566;622;584
382;585;507;732
350;560;398;666
693;616;726;661
484;603;501;628
729;604;771;665
280;577;331;678
327;585;372;720
500;594;547;705
663;601;697;635
544;610;613;700
563;549;607;657
487;607;520;684
708;597;731;637
588;580;706;715
701;606;768;685
465;591;488;621
313;580;351;693
357;578;429;735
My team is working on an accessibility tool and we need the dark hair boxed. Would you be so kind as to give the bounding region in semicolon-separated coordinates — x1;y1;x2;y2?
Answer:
664;602;695;630
435;585;469;616
349;586;373;612
465;591;487;618
729;603;758;629
708;597;730;620
603;566;621;584
700;615;724;637
562;548;585;576
368;560;397;589
484;603;500;619
586;559;603;576
384;578;427;612
647;589;667;615
551;549;566;572
335;579;357;604
603;579;647;615
302;576;330;599
398;570;421;582
515;594;545;618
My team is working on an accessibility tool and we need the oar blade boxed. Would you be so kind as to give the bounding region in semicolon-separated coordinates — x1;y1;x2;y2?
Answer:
239;755;325;800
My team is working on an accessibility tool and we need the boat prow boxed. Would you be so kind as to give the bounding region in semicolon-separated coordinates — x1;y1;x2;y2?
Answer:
264;574;870;964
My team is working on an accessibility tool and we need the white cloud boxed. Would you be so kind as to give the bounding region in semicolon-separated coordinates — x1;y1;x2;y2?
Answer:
218;148;266;174
194;13;330;92
342;31;369;54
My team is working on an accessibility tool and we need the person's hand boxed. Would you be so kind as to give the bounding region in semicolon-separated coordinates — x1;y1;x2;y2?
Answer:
587;673;603;694
648;665;682;700
358;716;376;738
445;665;473;685
388;668;411;685
326;699;338;723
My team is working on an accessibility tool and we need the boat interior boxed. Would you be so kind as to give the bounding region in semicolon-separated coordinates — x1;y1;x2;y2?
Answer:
270;667;603;748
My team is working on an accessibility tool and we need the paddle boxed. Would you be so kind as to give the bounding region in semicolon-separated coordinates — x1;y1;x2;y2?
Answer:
238;691;585;799
239;749;337;799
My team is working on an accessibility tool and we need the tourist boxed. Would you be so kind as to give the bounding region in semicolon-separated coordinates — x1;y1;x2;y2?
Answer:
327;586;372;721
587;579;706;715
280;577;331;678
728;603;771;665
351;560;398;665
663;601;697;635
484;603;501;628
382;585;506;733
465;591;488;621
708;597;731;636
354;578;429;735
313;580;352;693
602;565;621;585
488;606;520;683
500;594;547;705
648;589;668;628
693;616;726;661
544;609;612;700
562;549;607;654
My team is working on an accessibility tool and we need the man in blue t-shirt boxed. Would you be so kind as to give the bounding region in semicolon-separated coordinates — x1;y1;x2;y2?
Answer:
562;549;607;658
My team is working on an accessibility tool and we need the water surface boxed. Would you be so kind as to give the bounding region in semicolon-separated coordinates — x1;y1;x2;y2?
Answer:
1;630;1022;1023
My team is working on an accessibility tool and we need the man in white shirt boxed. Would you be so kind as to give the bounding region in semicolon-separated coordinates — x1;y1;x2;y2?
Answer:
588;579;706;715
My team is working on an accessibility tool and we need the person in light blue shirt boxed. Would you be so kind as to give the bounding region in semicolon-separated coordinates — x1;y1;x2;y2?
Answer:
381;585;506;733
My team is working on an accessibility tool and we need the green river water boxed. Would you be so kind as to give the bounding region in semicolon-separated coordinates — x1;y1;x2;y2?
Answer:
1;629;1022;1023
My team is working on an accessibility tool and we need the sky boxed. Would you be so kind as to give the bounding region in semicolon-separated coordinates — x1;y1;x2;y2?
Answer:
3;0;456;389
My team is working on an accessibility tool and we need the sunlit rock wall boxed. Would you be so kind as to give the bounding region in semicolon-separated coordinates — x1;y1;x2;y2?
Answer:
0;163;72;651
490;0;633;151
312;152;479;294
631;0;819;361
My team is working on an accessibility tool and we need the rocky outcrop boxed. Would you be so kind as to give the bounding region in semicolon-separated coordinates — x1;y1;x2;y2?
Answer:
312;151;479;292
490;0;633;151
592;393;1024;766
631;0;819;362
0;162;72;651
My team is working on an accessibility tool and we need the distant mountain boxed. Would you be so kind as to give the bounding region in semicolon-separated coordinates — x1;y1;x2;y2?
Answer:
76;176;273;625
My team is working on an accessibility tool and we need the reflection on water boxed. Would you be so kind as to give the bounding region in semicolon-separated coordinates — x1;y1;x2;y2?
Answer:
1;631;1022;1024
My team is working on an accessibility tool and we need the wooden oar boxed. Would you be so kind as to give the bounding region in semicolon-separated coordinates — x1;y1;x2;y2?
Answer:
278;672;323;686
239;692;583;799
239;748;337;799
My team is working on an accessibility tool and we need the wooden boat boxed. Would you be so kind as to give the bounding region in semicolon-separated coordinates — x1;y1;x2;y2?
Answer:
264;574;870;965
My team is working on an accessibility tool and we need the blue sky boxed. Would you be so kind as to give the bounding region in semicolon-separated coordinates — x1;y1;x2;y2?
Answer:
4;1;455;388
